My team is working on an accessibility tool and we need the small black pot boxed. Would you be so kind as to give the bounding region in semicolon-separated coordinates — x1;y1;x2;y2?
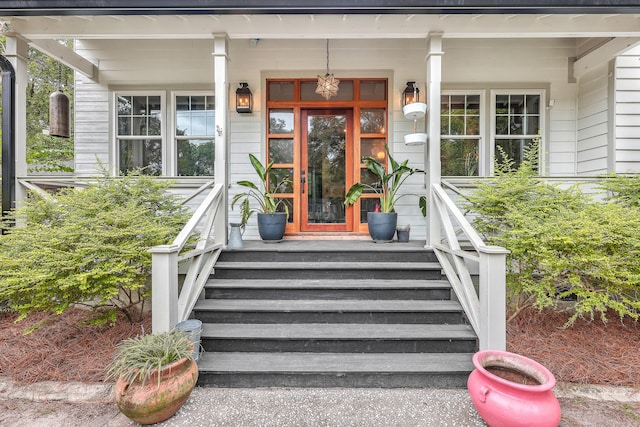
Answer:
257;212;287;242
367;212;398;242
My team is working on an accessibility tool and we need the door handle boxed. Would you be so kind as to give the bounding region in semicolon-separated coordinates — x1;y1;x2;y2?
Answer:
301;176;306;193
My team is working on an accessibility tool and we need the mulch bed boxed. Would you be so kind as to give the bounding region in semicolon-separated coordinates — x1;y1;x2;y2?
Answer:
0;306;638;387
0;308;150;384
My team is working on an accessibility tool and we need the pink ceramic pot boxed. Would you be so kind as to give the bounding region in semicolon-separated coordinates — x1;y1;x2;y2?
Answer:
468;350;561;427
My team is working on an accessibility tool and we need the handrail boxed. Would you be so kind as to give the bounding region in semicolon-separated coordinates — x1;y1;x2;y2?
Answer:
431;183;509;350
150;182;225;333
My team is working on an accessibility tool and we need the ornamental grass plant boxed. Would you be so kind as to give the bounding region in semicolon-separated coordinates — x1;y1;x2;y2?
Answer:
106;328;193;388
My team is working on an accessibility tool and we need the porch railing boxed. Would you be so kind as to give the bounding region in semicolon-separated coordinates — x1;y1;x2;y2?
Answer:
150;182;224;333
431;183;509;350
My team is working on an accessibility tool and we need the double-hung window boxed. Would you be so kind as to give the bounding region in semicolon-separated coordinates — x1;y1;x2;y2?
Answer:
174;94;215;176
440;89;544;176
116;93;164;176
440;93;482;176
492;91;542;169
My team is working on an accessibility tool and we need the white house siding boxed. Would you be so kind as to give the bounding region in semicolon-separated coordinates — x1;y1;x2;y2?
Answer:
615;45;640;174
441;38;578;177
576;64;611;175
72;37;582;240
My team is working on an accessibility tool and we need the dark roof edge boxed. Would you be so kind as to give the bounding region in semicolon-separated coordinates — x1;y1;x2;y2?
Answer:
1;1;640;16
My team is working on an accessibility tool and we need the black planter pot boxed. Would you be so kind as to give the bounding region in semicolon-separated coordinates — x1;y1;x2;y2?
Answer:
367;212;398;242
257;212;287;242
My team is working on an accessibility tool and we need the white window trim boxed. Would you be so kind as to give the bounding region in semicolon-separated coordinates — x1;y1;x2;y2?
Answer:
112;90;167;176
170;91;216;177
441;90;485;176
490;89;546;175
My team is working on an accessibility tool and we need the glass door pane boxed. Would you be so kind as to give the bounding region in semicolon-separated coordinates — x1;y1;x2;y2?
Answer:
302;110;352;231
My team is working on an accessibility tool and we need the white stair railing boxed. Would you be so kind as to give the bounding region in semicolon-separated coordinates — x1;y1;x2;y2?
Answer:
431;183;509;350
151;182;224;333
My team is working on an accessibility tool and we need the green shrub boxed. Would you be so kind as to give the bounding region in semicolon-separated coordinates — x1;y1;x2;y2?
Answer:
0;174;189;326
599;173;640;208
465;147;640;325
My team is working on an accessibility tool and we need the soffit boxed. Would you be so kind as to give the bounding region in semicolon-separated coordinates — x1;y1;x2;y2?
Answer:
3;13;640;40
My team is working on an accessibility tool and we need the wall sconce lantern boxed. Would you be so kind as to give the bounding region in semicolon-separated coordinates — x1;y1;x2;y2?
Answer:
235;82;253;113
402;81;420;107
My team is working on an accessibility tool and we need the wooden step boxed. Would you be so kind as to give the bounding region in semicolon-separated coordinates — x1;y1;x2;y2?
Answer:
200;323;477;353
204;279;452;300
212;261;443;280
196;352;475;388
193;299;466;324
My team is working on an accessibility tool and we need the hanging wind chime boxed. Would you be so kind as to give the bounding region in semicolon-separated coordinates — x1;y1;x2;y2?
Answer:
49;62;70;138
316;39;340;100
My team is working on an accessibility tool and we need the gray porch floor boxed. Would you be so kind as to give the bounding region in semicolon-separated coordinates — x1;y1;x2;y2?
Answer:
233;239;428;252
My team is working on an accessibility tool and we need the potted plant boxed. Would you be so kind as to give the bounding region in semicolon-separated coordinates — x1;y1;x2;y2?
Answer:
232;153;292;242
106;328;199;425
345;144;425;242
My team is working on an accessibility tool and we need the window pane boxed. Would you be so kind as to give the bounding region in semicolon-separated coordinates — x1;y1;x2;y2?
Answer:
175;95;214;137
133;117;147;136
118;96;132;115
509;95;524;114
268;81;295;101
526;95;540;114
450;117;464;135
360;168;382;193
510;115;523;135
177;139;215;176
466;95;480;114
496;116;508;135
441;139;479;176
301;80;354;101
269;139;294;164
118;117;131;135
269;109;294;134
526;116;540;135
360;109;386;134
360;138;387;164
495;95;509;114
176;96;190;111
466;116;480;135
496;138;535;169
360;80;386;101
360;198;379;223
276;197;294;223
450;95;465;114
442;94;480;137
132;96;148;115
119;139;162;176
269;168;294;193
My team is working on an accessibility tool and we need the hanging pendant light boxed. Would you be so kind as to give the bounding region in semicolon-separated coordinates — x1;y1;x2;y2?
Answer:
49;62;70;138
316;39;339;100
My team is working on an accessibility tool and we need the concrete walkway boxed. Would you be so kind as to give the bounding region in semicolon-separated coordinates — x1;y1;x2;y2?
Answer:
1;377;640;427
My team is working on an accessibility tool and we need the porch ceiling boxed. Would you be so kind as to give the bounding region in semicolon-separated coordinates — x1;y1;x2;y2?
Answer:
3;13;640;40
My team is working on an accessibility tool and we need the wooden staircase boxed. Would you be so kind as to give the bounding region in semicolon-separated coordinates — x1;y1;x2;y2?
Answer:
194;241;477;387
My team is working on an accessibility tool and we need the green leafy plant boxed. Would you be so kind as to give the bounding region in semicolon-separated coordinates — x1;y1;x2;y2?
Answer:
599;173;640;208
0;173;189;326
106;328;193;388
232;154;292;226
465;144;640;325
344;144;425;213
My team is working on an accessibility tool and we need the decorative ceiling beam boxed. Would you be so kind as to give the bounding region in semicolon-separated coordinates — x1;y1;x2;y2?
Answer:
573;36;640;79
28;38;98;81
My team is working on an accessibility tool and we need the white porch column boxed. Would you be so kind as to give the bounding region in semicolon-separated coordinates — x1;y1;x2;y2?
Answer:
4;35;28;205
426;33;444;248
213;33;229;245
